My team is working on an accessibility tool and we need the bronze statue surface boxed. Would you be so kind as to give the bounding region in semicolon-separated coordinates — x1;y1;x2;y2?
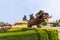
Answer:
27;10;51;28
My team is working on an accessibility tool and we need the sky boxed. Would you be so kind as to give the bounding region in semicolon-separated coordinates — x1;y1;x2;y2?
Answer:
0;0;60;23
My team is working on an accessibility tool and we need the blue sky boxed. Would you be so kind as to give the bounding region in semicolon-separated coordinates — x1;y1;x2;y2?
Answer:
0;0;60;23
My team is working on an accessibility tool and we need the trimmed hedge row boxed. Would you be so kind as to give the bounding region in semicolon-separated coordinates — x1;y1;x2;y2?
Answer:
0;28;59;40
0;30;38;40
43;28;59;40
35;29;49;40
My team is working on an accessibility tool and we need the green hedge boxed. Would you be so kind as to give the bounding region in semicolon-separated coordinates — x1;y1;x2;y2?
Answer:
35;29;49;40
0;28;59;40
43;28;59;40
0;30;38;40
41;22;47;26
58;23;60;27
0;28;35;33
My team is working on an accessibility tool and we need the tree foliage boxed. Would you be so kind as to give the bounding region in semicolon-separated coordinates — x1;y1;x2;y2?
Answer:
23;15;27;21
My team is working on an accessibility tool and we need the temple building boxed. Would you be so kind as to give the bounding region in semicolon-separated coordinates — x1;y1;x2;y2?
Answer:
12;21;28;28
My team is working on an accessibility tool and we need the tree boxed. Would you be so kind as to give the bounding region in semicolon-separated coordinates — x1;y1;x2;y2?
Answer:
58;19;60;22
23;15;27;21
0;22;5;25
41;22;47;26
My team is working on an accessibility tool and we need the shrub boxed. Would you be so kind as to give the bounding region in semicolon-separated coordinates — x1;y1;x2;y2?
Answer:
41;22;47;26
0;30;38;40
0;28;21;33
58;23;60;27
0;28;35;33
0;29;8;33
43;28;59;40
35;28;49;40
0;28;59;40
7;28;36;33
